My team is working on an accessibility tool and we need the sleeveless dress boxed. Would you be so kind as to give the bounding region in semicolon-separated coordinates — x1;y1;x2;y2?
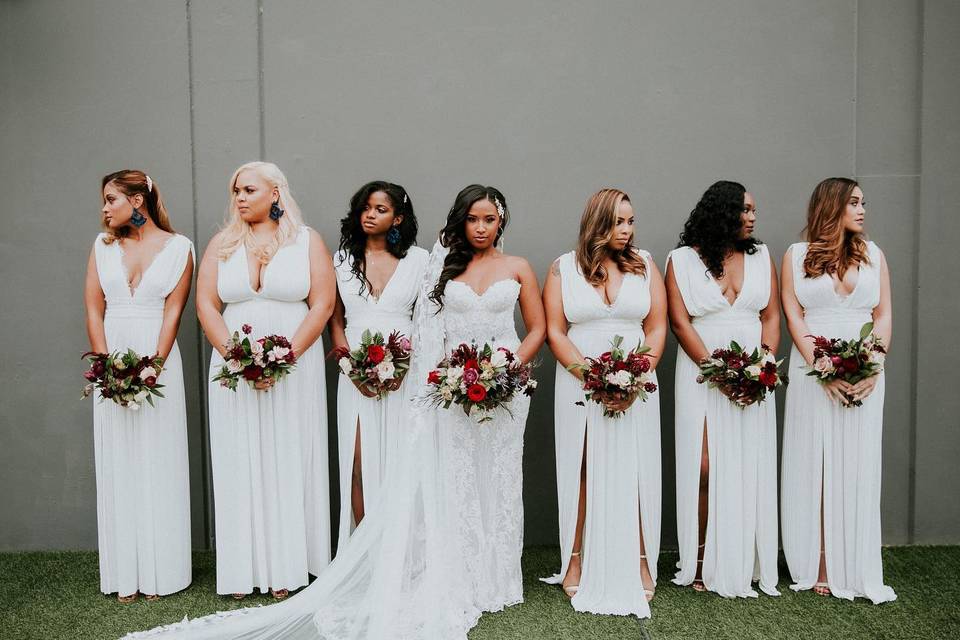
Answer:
667;244;780;597
541;250;661;618
334;247;430;550
440;277;530;612
208;226;330;594
92;232;193;597
781;241;896;603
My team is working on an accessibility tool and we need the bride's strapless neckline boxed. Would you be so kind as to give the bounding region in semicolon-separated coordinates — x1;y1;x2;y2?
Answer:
448;278;520;298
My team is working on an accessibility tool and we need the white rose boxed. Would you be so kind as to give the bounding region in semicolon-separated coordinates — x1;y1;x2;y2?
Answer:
127;401;140;411
338;357;353;375
605;372;620;386
490;350;508;368
134;389;150;402
268;346;290;362
250;340;264;354
375;361;396;381
253;352;267;367
447;366;464;382
616;370;633;388
227;359;243;374
761;351;777;365
870;350;886;367
745;364;762;378
139;366;157;380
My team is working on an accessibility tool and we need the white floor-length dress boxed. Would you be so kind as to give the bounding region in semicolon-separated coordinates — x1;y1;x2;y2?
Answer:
120;241;516;640
92;232;193;597
667;244;780;597
541;250;661;618
440;277;531;612
781;241;896;603
334;246;429;550
208;226;330;595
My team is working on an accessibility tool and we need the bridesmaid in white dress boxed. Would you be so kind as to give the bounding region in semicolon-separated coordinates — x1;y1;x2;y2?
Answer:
328;181;429;550
84;170;193;602
665;180;781;597
541;188;666;618
781;178;896;603
429;184;546;611
196;162;336;599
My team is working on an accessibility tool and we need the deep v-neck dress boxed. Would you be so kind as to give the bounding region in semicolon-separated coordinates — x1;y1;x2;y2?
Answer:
92;232;194;597
208;226;330;594
333;246;429;551
781;241;896;603
541;250;661;618
667;244;780;597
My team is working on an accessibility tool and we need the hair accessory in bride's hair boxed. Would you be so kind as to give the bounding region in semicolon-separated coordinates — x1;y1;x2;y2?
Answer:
493;197;505;220
403;193;408;204
145;174;153;193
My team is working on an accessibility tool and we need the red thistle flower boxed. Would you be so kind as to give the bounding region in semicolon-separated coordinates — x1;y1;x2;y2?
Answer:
467;384;487;402
367;344;386;364
759;370;777;387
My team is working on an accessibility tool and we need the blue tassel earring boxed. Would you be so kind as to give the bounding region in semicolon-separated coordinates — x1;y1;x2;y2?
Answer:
386;226;401;245
131;207;147;228
269;201;284;221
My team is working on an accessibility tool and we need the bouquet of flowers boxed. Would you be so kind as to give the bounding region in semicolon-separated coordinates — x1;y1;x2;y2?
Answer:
212;324;297;391
806;321;886;407
329;329;412;399
81;349;165;410
423;342;537;422
568;335;658;418
697;341;786;407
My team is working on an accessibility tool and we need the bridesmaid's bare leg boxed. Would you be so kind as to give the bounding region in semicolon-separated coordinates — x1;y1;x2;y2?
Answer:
815;474;831;596
562;432;587;597
694;420;708;591
639;516;655;600
351;419;365;526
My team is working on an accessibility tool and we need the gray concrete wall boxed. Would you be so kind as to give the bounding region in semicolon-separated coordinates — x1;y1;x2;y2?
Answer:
1;0;956;550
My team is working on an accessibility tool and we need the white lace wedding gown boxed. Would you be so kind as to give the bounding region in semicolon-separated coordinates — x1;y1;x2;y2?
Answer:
123;240;526;639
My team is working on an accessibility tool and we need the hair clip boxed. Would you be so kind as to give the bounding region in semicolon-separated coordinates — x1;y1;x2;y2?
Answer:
493;197;505;219
145;175;153;192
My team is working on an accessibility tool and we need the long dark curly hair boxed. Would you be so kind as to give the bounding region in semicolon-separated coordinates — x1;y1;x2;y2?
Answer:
677;180;760;279
336;180;418;295
429;184;509;309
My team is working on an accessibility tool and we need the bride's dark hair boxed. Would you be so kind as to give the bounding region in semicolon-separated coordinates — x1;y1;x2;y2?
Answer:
429;184;509;309
336;180;418;296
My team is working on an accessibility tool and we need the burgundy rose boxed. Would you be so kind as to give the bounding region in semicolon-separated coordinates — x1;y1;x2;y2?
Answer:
637;357;651;373
759;370;777;387
367;344;386;364
830;355;843;367
600;352;612;363
92;360;106;377
842;357;860;374
143;376;157;387
243;365;263;381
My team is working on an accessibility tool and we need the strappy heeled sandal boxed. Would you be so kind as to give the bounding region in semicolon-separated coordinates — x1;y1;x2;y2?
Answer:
692;543;706;592
271;589;289;601
813;582;831;596
143;593;160;602
562;551;581;598
117;592;138;604
231;593;246;601
640;553;655;601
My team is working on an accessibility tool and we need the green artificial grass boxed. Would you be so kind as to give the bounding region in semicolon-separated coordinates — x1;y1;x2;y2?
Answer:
1;546;958;639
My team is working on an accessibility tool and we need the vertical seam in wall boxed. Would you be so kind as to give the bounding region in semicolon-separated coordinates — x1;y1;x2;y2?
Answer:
257;0;265;159
184;0;213;550
852;0;859;178
907;0;925;545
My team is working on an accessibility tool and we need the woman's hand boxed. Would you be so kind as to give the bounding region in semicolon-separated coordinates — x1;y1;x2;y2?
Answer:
254;378;276;391
821;378;853;406
848;376;879;404
601;390;636;414
353;378;379;398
